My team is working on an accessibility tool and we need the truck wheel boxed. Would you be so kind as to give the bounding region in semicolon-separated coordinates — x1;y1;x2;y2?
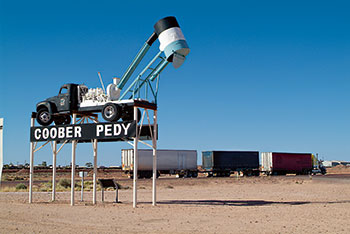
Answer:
37;108;53;126
177;173;184;178
187;171;193;178
192;171;198;178
102;103;121;122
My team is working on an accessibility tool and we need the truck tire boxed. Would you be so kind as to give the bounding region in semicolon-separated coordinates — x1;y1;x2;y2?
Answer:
102;103;121;122
187;171;193;178
37;108;53;126
176;173;184;178
192;171;198;178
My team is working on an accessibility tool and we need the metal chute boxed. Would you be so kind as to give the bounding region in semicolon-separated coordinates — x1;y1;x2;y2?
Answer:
114;16;190;103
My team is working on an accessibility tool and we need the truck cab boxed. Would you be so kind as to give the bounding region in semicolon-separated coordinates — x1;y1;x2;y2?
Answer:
312;165;327;175
36;84;78;126
55;84;78;112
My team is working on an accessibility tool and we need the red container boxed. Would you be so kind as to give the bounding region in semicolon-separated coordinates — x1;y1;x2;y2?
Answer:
272;152;313;174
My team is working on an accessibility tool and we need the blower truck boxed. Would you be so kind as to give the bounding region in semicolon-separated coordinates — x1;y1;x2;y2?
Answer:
34;16;190;126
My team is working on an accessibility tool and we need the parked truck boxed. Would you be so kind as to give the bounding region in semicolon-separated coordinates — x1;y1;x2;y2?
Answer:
260;152;313;175
121;149;198;178
202;151;260;177
311;154;327;175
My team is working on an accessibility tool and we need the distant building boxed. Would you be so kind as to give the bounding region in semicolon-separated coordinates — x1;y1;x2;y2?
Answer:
322;160;350;167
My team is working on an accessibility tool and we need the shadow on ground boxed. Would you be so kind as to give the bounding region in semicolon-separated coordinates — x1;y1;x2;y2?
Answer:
152;199;350;207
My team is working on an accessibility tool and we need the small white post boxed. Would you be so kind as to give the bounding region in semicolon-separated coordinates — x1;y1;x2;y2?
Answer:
52;141;57;201
29;116;35;203
93;139;97;205
71;113;77;206
81;173;84;202
152;110;157;206
133;106;139;208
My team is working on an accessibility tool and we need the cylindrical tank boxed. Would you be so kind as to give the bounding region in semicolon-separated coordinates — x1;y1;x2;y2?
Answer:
154;16;190;67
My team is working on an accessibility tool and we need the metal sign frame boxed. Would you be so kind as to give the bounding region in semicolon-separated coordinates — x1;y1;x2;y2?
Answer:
28;101;157;208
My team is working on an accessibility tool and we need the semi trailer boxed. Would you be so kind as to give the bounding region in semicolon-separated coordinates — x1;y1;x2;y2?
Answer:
121;149;198;178
202;151;260;177
261;152;314;175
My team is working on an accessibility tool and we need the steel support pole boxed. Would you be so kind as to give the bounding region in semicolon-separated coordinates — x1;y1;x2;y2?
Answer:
152;110;157;206
71;114;77;206
93;139;97;205
115;185;119;203
29;117;35;203
133;106;139;208
52;141;57;201
81;175;84;202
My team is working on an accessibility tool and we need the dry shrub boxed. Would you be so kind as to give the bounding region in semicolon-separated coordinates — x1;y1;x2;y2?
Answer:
58;178;71;188
16;183;27;190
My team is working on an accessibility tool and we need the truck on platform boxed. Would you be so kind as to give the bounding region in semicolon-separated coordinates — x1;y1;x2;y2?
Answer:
261;152;313;175
121;149;198;178
35;83;145;126
202;151;260;177
33;16;190;126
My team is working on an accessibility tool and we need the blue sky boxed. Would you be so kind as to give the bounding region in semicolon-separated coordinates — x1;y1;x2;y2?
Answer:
1;0;349;166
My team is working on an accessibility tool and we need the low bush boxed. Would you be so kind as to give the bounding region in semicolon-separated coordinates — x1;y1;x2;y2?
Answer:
0;187;17;192
13;176;25;181
16;183;27;190
3;176;12;181
58;178;71;188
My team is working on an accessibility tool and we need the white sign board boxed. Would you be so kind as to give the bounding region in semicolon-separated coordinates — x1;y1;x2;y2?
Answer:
0;118;3;184
79;171;88;177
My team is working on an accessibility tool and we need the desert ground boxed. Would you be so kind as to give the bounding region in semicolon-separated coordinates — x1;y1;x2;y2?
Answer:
1;168;350;233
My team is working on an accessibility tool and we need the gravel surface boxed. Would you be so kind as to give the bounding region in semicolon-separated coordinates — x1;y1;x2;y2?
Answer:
1;175;350;233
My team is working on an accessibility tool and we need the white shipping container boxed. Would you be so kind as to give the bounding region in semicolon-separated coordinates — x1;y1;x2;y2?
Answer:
122;149;197;171
261;152;273;173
